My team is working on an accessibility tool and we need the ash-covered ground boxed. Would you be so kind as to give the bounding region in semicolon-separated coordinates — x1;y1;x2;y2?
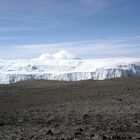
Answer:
0;78;140;140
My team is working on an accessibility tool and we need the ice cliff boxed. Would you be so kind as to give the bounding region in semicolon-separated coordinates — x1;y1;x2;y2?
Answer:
0;54;140;84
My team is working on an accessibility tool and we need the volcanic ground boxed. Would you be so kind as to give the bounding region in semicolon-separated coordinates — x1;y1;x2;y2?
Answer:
0;78;140;140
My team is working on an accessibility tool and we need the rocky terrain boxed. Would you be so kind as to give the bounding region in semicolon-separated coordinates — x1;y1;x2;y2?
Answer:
0;78;140;139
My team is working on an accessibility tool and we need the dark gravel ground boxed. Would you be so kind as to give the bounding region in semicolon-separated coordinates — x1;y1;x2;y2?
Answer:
0;78;140;140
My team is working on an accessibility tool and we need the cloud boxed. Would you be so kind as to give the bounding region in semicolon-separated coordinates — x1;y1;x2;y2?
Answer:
0;36;140;59
34;50;78;60
0;36;19;40
0;27;36;32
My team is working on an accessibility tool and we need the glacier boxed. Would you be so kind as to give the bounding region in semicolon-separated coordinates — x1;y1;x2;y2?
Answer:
0;57;140;84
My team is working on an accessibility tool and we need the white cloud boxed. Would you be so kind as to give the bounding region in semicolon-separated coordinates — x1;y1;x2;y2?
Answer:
0;36;140;59
34;50;78;60
17;36;140;58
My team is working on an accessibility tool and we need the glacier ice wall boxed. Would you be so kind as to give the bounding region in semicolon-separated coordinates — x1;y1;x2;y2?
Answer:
0;57;140;84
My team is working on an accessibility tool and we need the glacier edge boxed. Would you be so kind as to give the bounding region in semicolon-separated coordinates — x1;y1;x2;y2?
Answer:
0;58;140;84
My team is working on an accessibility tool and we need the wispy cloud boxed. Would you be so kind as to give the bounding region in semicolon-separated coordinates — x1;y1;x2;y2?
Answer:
0;26;55;33
1;35;139;59
0;27;35;32
0;36;20;40
0;16;49;24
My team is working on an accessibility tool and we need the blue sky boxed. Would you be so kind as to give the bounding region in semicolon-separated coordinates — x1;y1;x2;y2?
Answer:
0;0;140;59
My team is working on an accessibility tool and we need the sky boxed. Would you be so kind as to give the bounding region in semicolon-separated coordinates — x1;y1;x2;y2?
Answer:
0;0;140;59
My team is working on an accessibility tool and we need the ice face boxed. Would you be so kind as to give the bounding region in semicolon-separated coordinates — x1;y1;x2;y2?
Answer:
0;57;140;84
